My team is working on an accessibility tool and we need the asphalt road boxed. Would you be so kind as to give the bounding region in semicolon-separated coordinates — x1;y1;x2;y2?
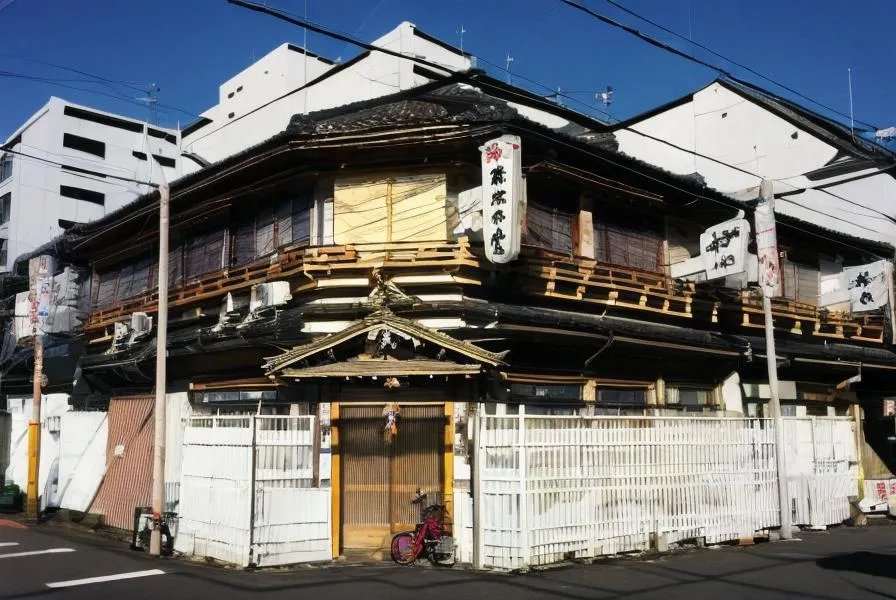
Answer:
1;519;895;600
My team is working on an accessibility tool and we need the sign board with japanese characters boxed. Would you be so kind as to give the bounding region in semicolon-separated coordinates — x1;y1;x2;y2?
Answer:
699;218;750;280
480;135;522;264
28;255;55;333
844;260;890;312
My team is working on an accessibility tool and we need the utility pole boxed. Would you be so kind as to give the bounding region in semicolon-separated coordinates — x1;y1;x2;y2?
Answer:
149;180;170;556
26;333;42;520
26;255;53;521
755;179;792;540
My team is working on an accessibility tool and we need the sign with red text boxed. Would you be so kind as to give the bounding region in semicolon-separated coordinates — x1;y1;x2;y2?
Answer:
480;135;522;264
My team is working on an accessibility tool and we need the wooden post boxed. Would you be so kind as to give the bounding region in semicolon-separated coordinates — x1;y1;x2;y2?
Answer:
471;408;483;569
330;401;341;558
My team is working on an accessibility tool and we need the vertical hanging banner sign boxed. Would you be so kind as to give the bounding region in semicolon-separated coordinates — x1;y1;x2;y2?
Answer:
28;255;55;333
700;218;750;280
480;135;522;264
843;259;889;312
754;180;781;297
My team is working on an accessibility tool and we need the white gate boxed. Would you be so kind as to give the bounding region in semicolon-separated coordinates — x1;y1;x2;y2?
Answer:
175;416;331;567
475;414;780;569
783;417;857;528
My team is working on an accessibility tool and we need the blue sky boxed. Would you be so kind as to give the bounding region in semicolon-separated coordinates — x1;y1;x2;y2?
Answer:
1;0;894;139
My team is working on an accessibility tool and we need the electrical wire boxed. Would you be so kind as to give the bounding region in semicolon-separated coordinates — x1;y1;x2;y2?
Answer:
0;53;200;118
0;145;159;188
594;0;879;131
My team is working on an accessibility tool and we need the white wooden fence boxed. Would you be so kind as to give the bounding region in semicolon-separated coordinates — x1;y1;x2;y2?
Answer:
783;417;857;528
174;416;331;567
474;414;780;569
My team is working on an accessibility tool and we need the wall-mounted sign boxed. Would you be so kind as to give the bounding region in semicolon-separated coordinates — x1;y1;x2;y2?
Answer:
820;259;891;312
754;180;781;297
699;218;750;280
844;260;889;312
480;135;522;264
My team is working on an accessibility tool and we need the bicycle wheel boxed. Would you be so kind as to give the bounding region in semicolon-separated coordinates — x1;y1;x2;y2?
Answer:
390;532;417;565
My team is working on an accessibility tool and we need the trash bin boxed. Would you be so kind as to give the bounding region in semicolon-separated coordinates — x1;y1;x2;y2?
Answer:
0;484;24;514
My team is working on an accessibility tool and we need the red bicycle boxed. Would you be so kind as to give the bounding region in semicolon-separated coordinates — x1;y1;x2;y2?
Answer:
390;490;455;566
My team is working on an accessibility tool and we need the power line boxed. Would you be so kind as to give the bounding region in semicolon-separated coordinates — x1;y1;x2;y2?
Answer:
0;145;160;188
225;0;894;240
594;0;879;131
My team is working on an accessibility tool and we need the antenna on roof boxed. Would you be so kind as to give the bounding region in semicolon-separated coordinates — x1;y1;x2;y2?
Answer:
505;53;514;85
595;86;614;106
135;83;160;125
458;25;466;54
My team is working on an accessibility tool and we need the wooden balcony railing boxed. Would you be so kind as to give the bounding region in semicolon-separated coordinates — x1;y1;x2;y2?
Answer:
84;239;888;346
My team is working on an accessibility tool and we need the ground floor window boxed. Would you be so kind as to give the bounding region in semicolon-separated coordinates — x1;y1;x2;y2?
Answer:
665;386;716;412
595;388;648;416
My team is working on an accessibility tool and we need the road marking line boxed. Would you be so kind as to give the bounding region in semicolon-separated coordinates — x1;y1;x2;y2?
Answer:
0;542;20;547
46;569;165;588
0;548;76;559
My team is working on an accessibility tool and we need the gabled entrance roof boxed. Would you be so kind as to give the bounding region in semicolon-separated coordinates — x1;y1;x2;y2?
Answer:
263;310;507;376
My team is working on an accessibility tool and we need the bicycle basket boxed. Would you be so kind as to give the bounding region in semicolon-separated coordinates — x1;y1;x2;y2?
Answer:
434;535;454;554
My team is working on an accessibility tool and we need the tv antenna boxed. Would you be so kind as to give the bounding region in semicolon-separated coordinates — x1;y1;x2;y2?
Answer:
595;86;614;106
136;83;161;125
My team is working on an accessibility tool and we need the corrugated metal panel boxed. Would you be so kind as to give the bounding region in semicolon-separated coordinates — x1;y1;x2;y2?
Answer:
89;396;154;530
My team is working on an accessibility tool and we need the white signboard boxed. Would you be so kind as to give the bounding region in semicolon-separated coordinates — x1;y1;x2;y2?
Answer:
754;180;781;297
844;260;889;312
699;218;750;280
480;135;522;264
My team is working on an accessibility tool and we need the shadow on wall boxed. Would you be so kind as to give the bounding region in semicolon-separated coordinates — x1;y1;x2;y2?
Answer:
817;551;896;580
863;395;896;477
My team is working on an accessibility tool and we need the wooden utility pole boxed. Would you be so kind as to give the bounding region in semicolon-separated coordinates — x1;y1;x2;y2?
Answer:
149;182;169;556
755;179;792;540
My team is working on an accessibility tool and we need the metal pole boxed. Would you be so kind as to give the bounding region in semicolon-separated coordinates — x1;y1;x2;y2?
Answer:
149;183;170;556
25;333;42;520
755;178;792;540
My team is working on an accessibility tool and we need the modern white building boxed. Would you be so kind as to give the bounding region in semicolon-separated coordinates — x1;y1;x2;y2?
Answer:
180;21;473;175
0;98;180;271
611;79;896;247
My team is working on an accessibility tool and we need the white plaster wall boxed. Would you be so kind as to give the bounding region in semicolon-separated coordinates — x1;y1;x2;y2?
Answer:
615;82;896;245
1;98;178;270
3;394;70;509
181;22;471;176
720;371;744;415
56;411;107;512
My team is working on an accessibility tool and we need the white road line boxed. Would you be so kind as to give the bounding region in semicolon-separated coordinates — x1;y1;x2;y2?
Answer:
0;548;75;559
0;542;19;547
46;569;165;588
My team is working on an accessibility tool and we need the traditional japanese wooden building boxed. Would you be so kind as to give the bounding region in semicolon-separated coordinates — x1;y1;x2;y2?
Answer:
4;69;896;552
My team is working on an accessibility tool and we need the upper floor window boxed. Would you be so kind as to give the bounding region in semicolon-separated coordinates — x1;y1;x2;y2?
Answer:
0;193;10;225
233;192;312;265
526;202;574;254
780;258;819;305
595;387;648;416
0;155;12;183
594;214;663;274
0;239;7;267
63;133;106;159
666;386;714;412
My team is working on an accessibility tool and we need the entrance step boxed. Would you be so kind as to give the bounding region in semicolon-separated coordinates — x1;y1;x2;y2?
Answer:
342;548;390;564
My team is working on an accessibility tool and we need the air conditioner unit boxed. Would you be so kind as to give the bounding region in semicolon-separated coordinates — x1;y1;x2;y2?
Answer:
239;281;292;328
213;292;243;331
110;321;131;352
130;312;153;337
249;281;292;313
